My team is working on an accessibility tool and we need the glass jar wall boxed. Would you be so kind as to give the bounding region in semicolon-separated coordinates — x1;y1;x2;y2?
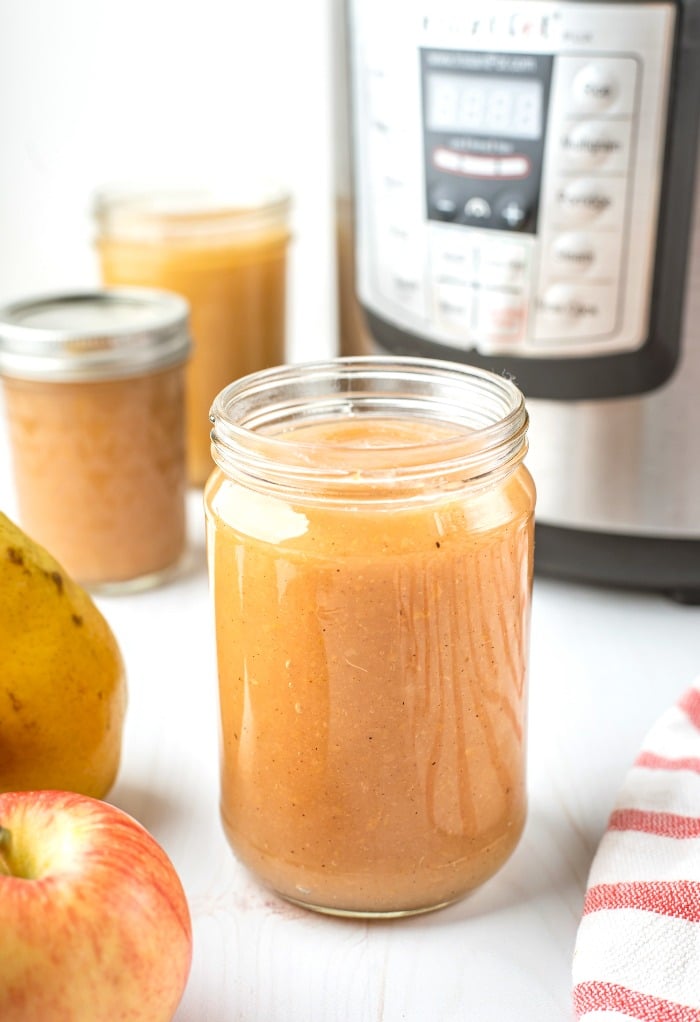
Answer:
205;356;535;917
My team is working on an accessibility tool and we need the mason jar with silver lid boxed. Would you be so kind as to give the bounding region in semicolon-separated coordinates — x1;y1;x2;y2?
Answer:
0;288;192;593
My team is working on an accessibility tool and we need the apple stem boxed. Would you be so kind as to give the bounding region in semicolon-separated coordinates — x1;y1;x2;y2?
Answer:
0;826;13;876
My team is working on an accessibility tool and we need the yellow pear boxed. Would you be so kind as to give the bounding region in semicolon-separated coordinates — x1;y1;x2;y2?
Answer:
0;512;127;797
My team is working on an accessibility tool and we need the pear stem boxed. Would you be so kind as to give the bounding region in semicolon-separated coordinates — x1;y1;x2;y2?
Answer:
0;826;13;876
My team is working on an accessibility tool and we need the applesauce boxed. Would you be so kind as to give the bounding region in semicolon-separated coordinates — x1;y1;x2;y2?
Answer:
94;188;291;486
205;357;535;916
0;289;190;592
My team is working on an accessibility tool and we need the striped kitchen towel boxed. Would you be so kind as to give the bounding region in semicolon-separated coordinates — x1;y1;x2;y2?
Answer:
573;679;700;1022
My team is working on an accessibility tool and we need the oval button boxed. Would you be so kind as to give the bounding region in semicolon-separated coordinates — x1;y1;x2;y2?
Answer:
430;185;459;221
552;233;597;275
535;283;615;340
573;64;619;113
464;196;492;221
537;284;598;324
561;122;625;170
557;178;615;225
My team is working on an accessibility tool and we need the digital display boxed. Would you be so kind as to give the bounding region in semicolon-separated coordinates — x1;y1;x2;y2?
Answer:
426;72;544;141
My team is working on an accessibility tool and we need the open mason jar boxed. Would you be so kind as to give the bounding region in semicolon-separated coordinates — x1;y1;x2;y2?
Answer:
205;356;535;917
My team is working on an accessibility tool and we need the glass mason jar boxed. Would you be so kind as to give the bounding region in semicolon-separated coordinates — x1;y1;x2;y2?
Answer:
0;288;191;593
94;186;292;487
205;357;535;917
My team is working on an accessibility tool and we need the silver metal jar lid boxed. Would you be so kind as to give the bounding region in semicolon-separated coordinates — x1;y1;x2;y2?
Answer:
0;288;191;382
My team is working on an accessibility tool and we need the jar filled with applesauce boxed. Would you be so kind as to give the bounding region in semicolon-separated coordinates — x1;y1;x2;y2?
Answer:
0;288;191;593
205;356;536;917
94;186;291;487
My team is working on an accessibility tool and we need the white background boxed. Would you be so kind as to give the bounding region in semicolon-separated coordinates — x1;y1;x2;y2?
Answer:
0;0;337;361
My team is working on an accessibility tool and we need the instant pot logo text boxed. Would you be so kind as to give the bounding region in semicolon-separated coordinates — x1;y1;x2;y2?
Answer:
422;10;560;43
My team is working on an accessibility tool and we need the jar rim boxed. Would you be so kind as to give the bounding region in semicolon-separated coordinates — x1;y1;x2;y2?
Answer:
210;356;528;498
93;184;291;242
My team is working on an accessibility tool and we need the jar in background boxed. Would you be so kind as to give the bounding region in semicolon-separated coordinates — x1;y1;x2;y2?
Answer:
0;288;191;593
205;356;535;917
94;186;292;487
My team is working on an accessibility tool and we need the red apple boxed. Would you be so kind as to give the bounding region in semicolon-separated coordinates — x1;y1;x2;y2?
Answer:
0;789;192;1022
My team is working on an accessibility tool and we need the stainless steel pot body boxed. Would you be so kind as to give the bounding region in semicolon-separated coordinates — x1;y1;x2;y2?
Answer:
336;0;700;596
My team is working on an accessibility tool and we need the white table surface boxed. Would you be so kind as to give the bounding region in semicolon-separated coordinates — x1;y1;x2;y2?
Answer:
1;407;699;1022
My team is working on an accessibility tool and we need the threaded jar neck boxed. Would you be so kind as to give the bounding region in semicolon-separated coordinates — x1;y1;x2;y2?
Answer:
94;186;291;243
209;357;528;504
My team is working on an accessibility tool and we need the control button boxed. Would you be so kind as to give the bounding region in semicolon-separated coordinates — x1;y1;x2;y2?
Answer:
435;282;474;330
556;177;617;226
549;230;625;283
476;289;527;346
464;196;492;221
460;154;498;177
367;74;391;131
497;196;529;230
498;156;530;178
367;133;412;213
433;148;501;178
433;253;474;285
557;56;638;117
560;120;632;173
429;230;475;286
572;64;619;113
552;232;597;274
537;285;596;323
429;186;459;221
480;243;528;287
385;271;425;308
433;148;461;173
433;198;458;220
534;283;616;340
377;238;428;319
538;228;623;289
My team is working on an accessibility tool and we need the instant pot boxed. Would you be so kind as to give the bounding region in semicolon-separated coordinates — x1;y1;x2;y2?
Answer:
335;0;700;601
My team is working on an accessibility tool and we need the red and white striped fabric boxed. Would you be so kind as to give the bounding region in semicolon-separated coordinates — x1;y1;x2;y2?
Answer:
573;679;700;1022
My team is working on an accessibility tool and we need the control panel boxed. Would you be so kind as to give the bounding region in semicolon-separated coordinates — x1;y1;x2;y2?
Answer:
350;1;677;359
422;49;553;235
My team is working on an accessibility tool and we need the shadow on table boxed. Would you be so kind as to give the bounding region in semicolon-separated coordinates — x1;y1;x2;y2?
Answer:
177;537;208;584
407;798;603;930
107;780;183;837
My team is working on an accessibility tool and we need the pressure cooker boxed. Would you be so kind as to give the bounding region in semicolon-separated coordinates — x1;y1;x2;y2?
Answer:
335;0;700;601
